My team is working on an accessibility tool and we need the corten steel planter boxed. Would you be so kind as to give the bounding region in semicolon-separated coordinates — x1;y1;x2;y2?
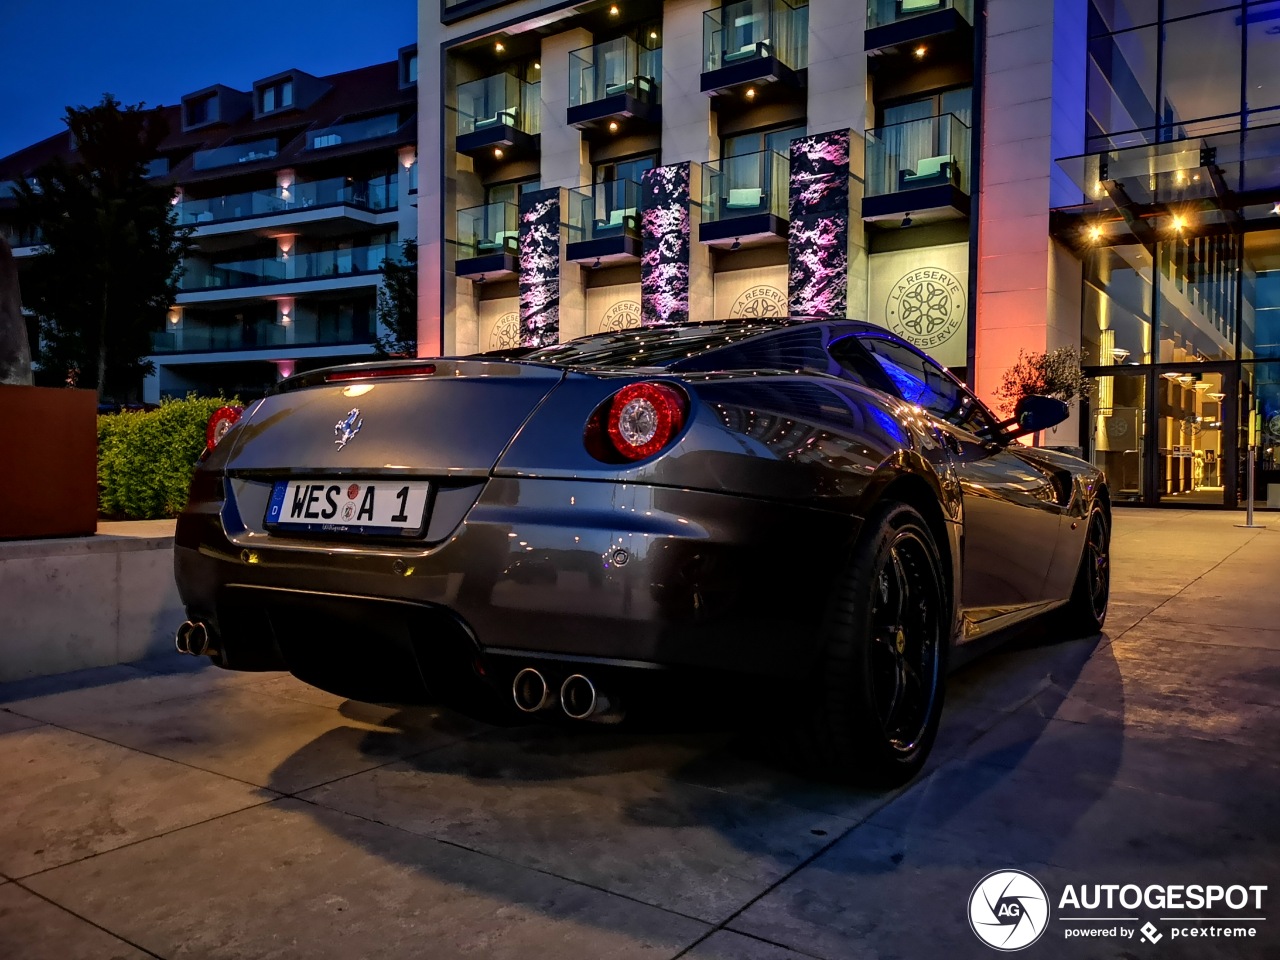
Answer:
0;385;97;540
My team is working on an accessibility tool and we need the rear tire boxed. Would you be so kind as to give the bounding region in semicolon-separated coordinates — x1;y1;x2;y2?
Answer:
1063;503;1110;635
796;502;949;787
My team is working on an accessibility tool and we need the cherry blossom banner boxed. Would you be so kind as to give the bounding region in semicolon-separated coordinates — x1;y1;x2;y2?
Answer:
518;188;561;347
640;163;691;327
787;131;850;318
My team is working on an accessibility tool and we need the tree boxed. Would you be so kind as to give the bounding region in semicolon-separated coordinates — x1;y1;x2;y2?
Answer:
14;95;190;401
995;346;1091;418
374;238;418;357
0;235;33;385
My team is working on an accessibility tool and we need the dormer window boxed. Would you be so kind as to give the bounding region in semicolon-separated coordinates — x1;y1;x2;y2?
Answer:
399;44;418;88
259;79;294;114
185;93;215;128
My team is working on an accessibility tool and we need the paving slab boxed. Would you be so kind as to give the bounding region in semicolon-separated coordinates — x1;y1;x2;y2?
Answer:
5;673;485;794
0;710;41;735
300;724;854;924
0;883;151;960
24;798;709;960
681;929;816;959
0;724;269;878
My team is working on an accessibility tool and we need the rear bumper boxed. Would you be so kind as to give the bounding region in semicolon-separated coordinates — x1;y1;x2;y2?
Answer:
175;477;860;690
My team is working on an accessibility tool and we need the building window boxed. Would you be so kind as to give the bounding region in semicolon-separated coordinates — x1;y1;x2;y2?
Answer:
485;178;541;206
406;53;418;84
721;123;805;159
185;93;215;128
259;79;294;114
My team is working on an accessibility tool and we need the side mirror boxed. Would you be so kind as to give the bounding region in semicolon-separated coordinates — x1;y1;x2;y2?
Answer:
1004;395;1069;440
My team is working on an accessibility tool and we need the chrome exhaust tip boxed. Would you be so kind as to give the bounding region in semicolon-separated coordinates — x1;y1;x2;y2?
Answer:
560;674;624;724
174;620;195;655
187;621;210;657
512;667;556;713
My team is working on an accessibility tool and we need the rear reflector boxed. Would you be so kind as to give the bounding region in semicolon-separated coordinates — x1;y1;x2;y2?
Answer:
325;364;436;383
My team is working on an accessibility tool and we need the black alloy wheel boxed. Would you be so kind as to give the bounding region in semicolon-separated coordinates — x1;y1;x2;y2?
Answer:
1065;504;1111;634
798;501;948;786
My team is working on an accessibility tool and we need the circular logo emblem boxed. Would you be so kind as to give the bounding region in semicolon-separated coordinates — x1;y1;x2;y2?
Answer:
599;300;641;333
346;483;360;500
968;870;1049;951
488;311;520;351
730;285;787;319
1106;415;1129;439
1268;413;1280;440
887;268;965;351
341;502;356;521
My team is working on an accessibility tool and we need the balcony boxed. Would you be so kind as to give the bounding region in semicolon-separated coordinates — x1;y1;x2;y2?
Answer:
702;0;808;98
568;37;661;132
178;243;392;297
306;113;403;151
455;74;540;160
700;149;790;247
865;0;973;59
566;180;642;265
455;201;519;279
178;176;397;228
151;308;377;354
862;113;971;224
192;138;279;171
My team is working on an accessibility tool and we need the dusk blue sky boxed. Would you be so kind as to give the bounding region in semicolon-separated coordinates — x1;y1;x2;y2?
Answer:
0;0;417;160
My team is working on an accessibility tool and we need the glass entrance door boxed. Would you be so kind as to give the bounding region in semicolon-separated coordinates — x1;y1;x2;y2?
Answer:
1155;364;1236;506
1088;369;1148;505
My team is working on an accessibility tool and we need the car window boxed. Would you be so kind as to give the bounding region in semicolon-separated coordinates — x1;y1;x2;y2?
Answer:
839;335;995;434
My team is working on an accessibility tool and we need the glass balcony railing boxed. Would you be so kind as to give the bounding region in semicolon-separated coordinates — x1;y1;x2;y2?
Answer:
566;179;642;243
192;138;279;171
179;243;393;291
151;311;377;353
456;74;540;137
702;149;790;223
866;0;972;29
0;223;42;248
151;320;288;353
178;176;397;225
569;37;662;108
703;0;808;73
456;201;519;259
865;113;971;198
306;114;402;150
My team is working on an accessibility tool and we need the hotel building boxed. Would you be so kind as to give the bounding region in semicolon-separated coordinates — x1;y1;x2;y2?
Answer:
419;0;1280;509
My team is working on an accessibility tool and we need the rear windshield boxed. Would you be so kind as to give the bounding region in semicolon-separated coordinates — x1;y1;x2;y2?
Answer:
517;321;785;369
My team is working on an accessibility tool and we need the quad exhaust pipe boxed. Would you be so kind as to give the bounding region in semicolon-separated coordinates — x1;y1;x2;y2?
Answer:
174;620;216;658
559;674;624;724
510;668;624;723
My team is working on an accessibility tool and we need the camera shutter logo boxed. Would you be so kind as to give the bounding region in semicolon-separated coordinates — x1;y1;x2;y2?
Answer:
968;870;1049;951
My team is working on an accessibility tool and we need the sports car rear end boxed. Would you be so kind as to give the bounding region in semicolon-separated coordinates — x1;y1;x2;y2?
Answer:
174;351;872;713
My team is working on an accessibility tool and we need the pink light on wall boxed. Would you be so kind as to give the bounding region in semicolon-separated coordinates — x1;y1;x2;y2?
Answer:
274;359;296;379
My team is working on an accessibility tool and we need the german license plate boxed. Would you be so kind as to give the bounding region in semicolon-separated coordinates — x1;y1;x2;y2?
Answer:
265;479;431;536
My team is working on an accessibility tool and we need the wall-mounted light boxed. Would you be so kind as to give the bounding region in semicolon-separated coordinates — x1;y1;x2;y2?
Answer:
608;120;619;133
1111;347;1130;362
1088;224;1104;243
650;30;658;40
534;62;541;71
745;87;756;100
609;4;620;16
167;309;181;326
494;147;504;159
1171;214;1188;232
495;41;505;53
914;45;927;59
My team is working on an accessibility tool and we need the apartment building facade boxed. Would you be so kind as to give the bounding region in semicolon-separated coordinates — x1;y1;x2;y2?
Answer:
418;0;1280;510
0;48;419;402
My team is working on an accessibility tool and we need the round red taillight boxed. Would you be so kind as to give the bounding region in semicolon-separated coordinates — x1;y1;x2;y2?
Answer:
206;405;244;452
604;382;687;461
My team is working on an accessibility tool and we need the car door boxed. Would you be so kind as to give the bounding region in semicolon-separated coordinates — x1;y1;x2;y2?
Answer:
850;336;1069;624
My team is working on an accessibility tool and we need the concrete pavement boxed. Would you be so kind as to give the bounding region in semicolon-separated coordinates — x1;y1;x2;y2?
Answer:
0;508;1276;959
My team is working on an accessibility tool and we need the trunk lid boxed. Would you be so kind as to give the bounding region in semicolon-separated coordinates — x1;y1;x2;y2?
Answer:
224;359;565;475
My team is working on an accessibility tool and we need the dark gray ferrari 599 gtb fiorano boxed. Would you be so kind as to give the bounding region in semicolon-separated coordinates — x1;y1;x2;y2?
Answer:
174;319;1110;785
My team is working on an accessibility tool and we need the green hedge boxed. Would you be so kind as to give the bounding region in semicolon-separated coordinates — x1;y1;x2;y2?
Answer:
98;395;239;520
